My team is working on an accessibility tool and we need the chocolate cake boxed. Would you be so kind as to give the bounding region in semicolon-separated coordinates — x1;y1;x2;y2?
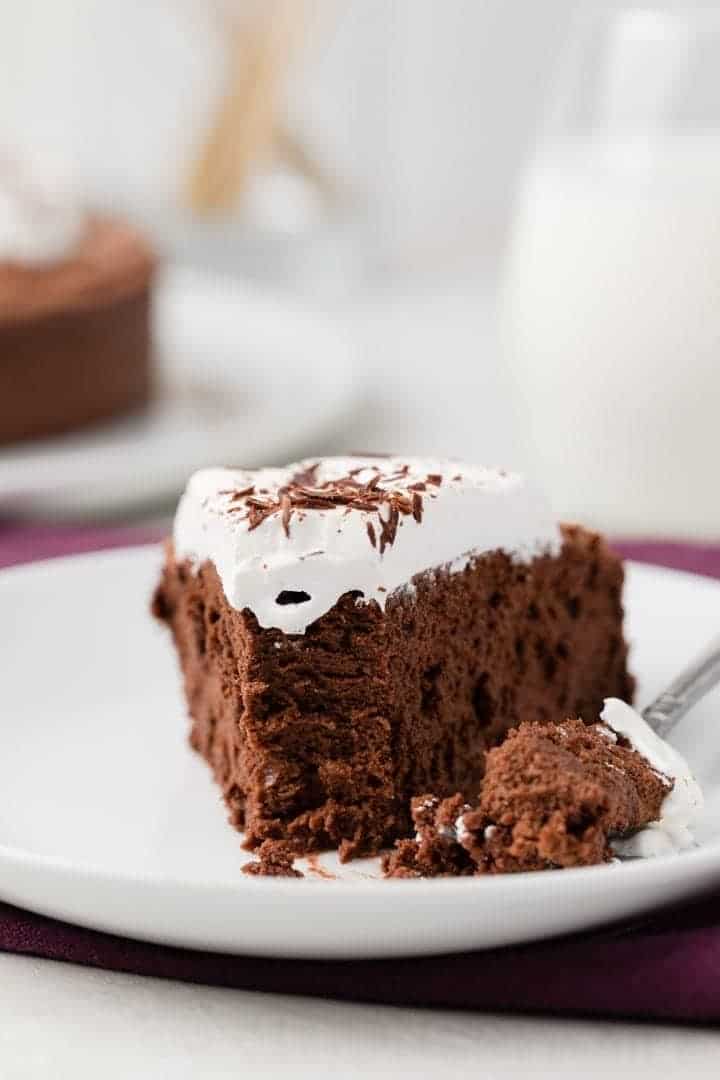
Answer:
383;716;673;877
242;840;304;878
0;158;154;444
384;697;704;877
154;456;636;862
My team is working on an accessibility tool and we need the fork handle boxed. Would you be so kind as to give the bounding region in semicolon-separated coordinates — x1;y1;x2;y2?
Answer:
642;633;720;739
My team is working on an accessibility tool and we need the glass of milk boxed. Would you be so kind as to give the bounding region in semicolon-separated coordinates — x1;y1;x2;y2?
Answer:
500;7;720;539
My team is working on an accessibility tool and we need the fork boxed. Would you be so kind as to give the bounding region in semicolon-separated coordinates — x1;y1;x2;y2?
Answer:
643;634;720;739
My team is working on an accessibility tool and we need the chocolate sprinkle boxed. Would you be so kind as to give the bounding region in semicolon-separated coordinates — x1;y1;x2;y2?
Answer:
280;493;292;538
378;504;400;554
228;463;440;550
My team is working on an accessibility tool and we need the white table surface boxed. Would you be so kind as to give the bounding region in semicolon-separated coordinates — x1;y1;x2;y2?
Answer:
3;272;718;1075
2;953;717;1079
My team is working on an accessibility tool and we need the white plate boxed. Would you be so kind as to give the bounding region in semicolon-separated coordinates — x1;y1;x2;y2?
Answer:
1;547;719;959
0;267;358;517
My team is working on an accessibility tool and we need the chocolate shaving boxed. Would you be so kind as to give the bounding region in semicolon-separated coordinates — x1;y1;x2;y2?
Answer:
393;494;414;515
379;504;400;554
426;473;442;486
382;465;411;483
289;461;320;488
280;493;293;538
226;461;432;551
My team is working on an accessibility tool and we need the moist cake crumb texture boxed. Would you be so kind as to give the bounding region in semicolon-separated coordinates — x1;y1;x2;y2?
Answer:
154;456;635;862
382;717;672;878
242;840;303;878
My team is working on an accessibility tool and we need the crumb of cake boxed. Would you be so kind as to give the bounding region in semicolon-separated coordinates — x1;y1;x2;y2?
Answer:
382;794;475;878
242;840;303;878
463;718;671;873
383;718;673;878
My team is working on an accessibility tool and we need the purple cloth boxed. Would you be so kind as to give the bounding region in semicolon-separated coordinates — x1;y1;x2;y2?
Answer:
0;521;164;569
1;524;719;1022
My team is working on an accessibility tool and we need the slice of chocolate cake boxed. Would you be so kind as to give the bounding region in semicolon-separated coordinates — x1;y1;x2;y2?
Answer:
153;457;634;860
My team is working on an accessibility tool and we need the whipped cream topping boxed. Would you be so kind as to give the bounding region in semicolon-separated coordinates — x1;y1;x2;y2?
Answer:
601;698;704;857
173;456;561;634
0;151;85;265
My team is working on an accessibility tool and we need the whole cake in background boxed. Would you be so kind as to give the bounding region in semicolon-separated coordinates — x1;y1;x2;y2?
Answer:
153;456;635;863
0;152;155;445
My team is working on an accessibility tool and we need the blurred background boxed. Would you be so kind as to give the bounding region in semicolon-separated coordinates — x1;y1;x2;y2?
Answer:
1;0;719;538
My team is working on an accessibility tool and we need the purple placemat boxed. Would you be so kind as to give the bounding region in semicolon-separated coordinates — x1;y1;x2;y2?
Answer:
1;524;719;1022
0;521;164;569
